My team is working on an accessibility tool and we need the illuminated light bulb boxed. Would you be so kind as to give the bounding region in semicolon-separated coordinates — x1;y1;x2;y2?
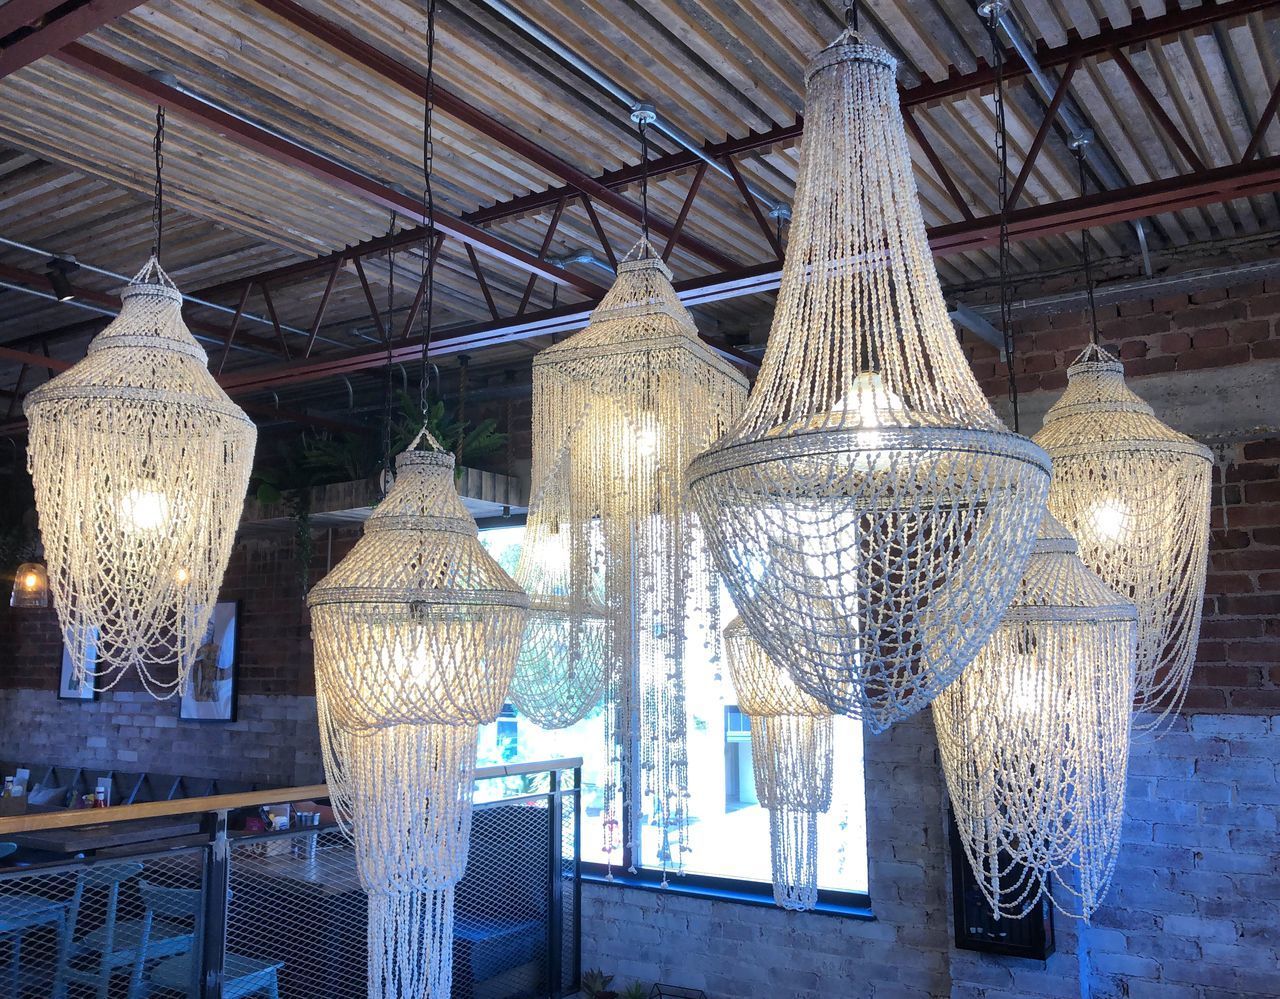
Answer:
119;488;170;534
22;572;39;591
175;567;190;585
1089;498;1130;543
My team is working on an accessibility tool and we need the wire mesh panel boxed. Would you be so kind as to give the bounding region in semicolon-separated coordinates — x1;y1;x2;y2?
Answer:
227;826;366;998
220;769;581;999
0;848;208;998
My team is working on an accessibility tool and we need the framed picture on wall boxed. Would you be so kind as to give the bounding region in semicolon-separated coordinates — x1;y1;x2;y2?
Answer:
57;630;98;701
179;601;239;722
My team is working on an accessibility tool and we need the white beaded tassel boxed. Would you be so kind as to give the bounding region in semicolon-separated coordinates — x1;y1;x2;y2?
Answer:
1034;344;1212;735
532;243;748;873
686;33;1050;732
932;511;1137;920
510;442;614;729
725;617;833;910
25;258;257;697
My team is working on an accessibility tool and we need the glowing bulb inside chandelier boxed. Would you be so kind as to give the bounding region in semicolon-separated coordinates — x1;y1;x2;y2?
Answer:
118;487;170;534
1089;498;1130;543
633;413;660;458
21;572;39;591
175;566;190;585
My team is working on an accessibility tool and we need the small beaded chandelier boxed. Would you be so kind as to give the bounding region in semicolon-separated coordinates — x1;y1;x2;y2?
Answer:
724;616;833;911
1033;140;1213;736
25;254;257;696
1034;345;1212;734
686;28;1049;732
532;238;748;873
309;443;529;732
932;512;1137;920
509;446;613;729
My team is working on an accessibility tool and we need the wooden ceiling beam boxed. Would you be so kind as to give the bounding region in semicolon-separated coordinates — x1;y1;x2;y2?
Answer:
52;43;607;299
0;0;148;79
252;0;741;272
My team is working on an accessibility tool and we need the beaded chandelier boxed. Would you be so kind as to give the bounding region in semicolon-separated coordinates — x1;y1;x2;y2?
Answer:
686;31;1050;732
510;446;613;729
932;512;1137;919
310;439;529;999
1034;344;1212;734
532;242;748;872
725;616;833;911
26;258;256;696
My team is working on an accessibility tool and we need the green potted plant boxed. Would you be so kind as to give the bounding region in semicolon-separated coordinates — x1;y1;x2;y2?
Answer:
619;983;648;999
581;968;617;999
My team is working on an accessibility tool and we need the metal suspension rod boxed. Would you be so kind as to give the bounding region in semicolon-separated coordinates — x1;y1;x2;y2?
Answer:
473;0;788;220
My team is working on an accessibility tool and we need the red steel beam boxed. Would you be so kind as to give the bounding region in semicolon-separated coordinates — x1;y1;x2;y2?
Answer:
252;0;741;273
466;0;1280;225
53;43;606;299
214;152;1280;396
0;0;148;79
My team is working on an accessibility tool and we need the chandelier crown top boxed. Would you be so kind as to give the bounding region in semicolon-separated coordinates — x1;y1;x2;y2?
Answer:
1040;346;1211;461
808;33;896;81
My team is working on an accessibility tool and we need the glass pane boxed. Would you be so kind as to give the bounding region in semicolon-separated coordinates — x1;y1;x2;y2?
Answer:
478;523;869;892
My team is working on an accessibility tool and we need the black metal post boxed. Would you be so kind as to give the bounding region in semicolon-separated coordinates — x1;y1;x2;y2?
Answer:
548;768;564;997
200;810;230;999
572;765;582;992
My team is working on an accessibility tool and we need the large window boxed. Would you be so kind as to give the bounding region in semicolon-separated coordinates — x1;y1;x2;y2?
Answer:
477;522;869;905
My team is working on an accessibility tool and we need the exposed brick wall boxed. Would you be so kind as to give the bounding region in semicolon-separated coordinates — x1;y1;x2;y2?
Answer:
0;528;347;783
962;280;1280;398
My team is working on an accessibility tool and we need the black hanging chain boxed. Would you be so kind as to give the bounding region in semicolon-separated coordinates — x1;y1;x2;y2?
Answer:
151;106;166;261
1075;145;1102;345
419;0;439;427
638;116;652;246
986;4;1019;433
383;211;398;480
845;0;859;33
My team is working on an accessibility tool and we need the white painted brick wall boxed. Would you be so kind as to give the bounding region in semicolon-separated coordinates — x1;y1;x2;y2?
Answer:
0;687;322;787
583;713;1280;998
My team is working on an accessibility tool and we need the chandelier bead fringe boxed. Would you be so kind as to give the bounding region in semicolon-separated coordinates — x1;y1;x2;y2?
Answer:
932;511;1137;921
25;257;256;698
725;617;833;911
687;34;1050;732
1033;344;1212;735
532;241;748;872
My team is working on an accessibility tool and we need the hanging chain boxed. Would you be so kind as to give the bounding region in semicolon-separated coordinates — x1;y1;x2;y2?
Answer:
384;212;398;480
419;0;439;425
845;0;859;34
630;102;657;248
1074;143;1102;345
986;4;1019;432
151;106;166;261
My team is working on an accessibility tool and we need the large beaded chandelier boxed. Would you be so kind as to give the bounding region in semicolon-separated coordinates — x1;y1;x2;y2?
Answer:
26;108;256;697
1033;143;1212;736
532;235;748;872
1034;348;1211;734
509;445;613;729
310;438;529;999
932;512;1137;919
724;616;833;911
686;26;1050;732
